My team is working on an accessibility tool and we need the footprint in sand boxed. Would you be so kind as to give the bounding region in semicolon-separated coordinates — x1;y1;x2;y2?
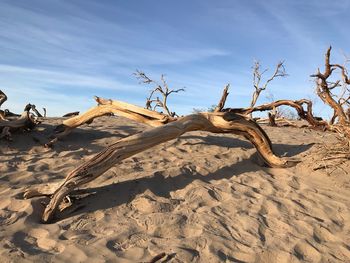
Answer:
27;228;65;253
0;198;29;226
9;230;56;256
130;195;180;214
106;233;150;252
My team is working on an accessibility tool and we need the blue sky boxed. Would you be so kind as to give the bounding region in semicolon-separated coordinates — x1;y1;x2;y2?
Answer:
1;0;350;117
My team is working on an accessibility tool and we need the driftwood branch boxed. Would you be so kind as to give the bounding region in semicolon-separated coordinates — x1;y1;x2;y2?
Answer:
46;96;176;147
0;104;39;139
25;98;298;223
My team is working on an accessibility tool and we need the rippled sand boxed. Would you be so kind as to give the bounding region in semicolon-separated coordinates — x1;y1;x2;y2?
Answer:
0;116;349;262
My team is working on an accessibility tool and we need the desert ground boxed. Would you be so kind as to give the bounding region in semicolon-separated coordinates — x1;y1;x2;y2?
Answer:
0;115;350;262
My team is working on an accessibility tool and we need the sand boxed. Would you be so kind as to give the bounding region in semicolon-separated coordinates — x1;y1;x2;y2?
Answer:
0;115;349;262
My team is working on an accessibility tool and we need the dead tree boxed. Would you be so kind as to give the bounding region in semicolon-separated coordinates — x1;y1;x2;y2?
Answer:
24;95;299;223
134;70;185;117
62;111;80;117
310;46;350;138
250;60;287;117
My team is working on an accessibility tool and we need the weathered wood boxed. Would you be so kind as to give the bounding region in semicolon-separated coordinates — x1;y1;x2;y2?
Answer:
47;96;176;147
4;109;21;117
311;46;349;126
0;126;11;140
62;111;80;117
25;110;298;223
268;112;277;126
226;99;328;128
0;104;37;130
309;46;350;140
214;84;230;112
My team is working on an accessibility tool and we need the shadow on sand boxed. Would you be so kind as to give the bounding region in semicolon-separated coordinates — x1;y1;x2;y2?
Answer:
25;136;313;223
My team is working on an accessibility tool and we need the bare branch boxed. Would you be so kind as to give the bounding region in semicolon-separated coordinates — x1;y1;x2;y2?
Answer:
249;61;287;113
135;70;185;117
261;61;288;91
332;64;350;84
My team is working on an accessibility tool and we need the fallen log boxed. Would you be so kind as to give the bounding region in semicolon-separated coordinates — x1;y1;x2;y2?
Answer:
25;109;298;223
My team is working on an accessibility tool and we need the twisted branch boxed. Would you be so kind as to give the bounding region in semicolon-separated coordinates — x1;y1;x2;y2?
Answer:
25;98;298;223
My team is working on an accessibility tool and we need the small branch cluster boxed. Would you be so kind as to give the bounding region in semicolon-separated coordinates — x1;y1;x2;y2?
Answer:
134;70;185;117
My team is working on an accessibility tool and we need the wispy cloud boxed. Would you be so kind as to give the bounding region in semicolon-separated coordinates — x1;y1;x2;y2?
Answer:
0;0;349;117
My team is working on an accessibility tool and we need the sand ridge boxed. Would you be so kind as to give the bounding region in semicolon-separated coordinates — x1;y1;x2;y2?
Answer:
0;116;349;262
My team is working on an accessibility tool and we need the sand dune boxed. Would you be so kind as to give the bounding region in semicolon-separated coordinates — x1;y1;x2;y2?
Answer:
0;116;349;262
